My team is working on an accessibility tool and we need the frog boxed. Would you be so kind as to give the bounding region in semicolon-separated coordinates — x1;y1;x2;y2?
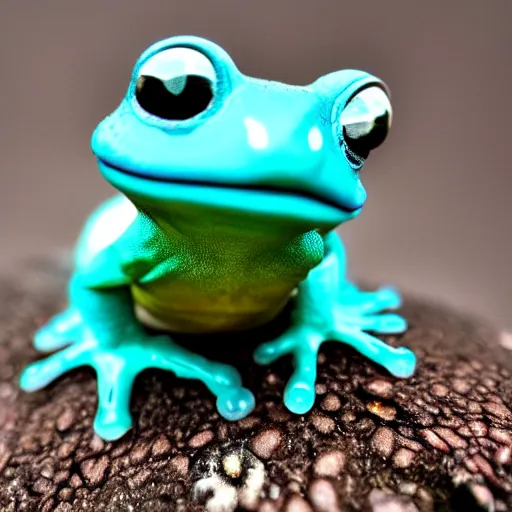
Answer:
19;35;416;441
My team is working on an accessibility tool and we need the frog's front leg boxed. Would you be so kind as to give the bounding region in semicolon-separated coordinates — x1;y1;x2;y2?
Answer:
20;270;255;441
254;231;416;415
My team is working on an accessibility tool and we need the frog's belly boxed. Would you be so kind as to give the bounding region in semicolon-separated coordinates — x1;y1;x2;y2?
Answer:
131;280;294;333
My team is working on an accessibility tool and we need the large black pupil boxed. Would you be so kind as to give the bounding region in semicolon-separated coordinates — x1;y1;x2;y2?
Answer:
135;75;213;120
344;111;389;160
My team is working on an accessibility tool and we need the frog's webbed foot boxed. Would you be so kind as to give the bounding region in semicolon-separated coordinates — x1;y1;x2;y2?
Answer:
254;286;416;416
21;332;255;440
336;286;408;336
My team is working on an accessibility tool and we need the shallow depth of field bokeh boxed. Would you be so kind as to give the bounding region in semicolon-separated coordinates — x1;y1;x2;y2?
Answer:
0;1;510;328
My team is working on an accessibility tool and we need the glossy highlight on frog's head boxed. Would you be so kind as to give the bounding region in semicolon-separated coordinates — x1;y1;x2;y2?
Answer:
92;35;393;230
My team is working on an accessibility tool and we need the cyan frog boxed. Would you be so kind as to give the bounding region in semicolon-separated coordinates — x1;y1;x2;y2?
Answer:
20;36;416;440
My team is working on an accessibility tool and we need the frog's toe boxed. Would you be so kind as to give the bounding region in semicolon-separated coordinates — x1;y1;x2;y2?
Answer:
363;313;408;334
20;341;92;391
284;379;316;414
216;387;255;421
33;309;84;352
34;327;76;353
283;344;318;415
343;286;402;314
94;411;132;441
374;286;402;308
253;342;281;365
92;361;137;441
211;363;243;388
384;347;417;378
19;363;48;392
253;331;298;365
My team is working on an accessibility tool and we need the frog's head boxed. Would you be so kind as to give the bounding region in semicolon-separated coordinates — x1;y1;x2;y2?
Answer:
92;36;393;232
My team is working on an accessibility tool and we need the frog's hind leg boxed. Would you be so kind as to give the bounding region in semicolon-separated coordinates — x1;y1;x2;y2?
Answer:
33;308;87;352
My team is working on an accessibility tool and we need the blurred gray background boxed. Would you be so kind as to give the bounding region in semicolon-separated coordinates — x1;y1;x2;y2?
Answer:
0;1;510;328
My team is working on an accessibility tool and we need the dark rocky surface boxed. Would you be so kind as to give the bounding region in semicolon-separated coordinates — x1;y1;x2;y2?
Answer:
0;260;512;511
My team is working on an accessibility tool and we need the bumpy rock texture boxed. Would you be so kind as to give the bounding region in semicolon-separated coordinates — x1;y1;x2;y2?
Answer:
0;261;512;511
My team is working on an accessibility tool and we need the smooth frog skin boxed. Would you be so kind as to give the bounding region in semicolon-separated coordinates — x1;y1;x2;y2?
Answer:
20;36;416;441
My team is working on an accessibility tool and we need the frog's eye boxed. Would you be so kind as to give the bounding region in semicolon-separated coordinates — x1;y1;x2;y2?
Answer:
135;47;216;121
339;86;392;163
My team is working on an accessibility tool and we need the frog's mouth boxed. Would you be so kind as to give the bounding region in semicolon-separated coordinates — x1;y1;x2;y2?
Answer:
98;160;363;215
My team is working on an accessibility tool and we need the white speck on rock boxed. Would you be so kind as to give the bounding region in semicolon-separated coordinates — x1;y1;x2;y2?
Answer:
269;483;281;500
194;475;238;512
239;461;266;510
